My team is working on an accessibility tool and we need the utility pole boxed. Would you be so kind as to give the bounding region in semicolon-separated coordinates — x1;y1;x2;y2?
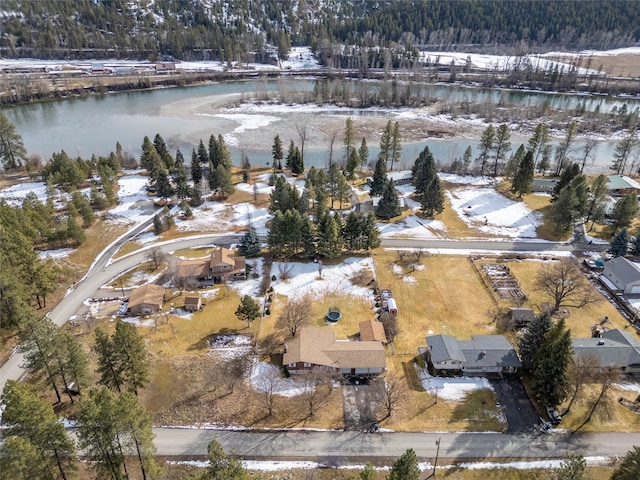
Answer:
432;437;441;478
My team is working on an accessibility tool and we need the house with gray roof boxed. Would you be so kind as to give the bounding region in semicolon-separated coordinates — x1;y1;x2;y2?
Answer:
601;257;640;295
572;329;640;374
424;334;521;374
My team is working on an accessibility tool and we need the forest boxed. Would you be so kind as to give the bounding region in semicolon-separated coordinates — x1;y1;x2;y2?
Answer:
1;0;639;61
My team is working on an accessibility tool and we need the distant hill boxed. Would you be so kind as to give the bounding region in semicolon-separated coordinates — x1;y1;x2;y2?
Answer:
1;0;639;61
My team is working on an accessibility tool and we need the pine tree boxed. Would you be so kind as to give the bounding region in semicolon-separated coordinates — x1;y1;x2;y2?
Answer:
365;212;381;249
505;143;526;179
112;320;150;396
153;214;164;235
0;436;49;480
153;133;174;170
476;124;495;176
610;228;629;257
551;184;579;232
156;170;174;199
1;380;76;480
140;136;157;172
344;117;354;164
586;174;608;223
528;123;550;171
345;147;359;181
412;145;437;197
421;177;445;218
197;139;208;166
191;148;202;186
518;313;553;369
370;157;387;196
389;448;420;480
272;135;283;172
285;140;296;170
378;120;393;166
552;163;581;200
0;111;27;170
238;229;261;257
511;149;534;197
300;214;316;258
212;164;235;199
376;178;401;219
201;439;247;480
290;146;304;175
317;211;342;257
390;121;402;170
555;455;588;480
611;193;639;234
611;446;640;480
462;145;473;175
492;123;512;177
359;462;376;480
531;318;573;408
359;137;369;168
235;295;261;326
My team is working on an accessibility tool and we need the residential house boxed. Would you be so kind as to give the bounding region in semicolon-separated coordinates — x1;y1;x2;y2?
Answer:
508;308;536;328
359;320;387;344
184;296;202;312
424;334;521;374
606;175;640;196
128;284;165;316
601;257;640;295
175;247;246;285
532;178;558;193
572;329;640;374
284;326;386;377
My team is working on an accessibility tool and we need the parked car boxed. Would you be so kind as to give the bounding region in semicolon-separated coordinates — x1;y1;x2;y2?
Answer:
546;407;562;425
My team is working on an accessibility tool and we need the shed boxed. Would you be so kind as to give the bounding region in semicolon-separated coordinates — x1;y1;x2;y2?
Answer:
128;284;165;316
184;296;202;312
508;308;536;328
359;320;387;344
601;257;640;294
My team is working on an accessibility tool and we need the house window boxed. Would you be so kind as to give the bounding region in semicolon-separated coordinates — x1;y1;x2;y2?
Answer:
303;362;311;367
288;363;296;368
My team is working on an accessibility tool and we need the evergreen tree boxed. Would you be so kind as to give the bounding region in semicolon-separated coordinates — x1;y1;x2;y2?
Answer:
611;446;640;480
139;136;157;172
1;380;76;480
389;448;420;480
518;313;553;369
272;135;283;172
586;174;608;223
235;295;261;326
200;439;247;480
269;175;298;214
317;211;342;257
390;121;402;171
191;148;202;186
462;145;473;175
370;157;387;196
378;120;393;166
359;462;376;480
290;146;304;175
153;214;164;235
528;123;551;171
212;164;235;199
0;436;49;480
0;111;27;171
300;214;316;258
153;133;174;170
376;179;401;219
285;140;296;170
555;455;589;480
208;134;219;169
611;126;638;175
476;124;495;176
155;170;174;199
412;145;438;197
492;123;512;177
551;184;579;232
421;177;445;217
570;174;589;217
197;139;209;166
631;233;640;256
344;117;354;164
237;229;261;257
611;193;639;234
511;149;535;197
345;147;359;181
505;143;526;179
72;191;95;227
531;318;573;408
610;228;630;257
359;137;369;168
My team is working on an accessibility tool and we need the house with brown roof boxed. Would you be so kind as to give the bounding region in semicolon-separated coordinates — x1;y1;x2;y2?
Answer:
284;326;386;377
175;247;246;285
128;284;165;316
184;296;202;312
359;320;387;344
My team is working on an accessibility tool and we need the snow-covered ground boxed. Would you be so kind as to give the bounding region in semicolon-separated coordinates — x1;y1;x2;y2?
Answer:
38;248;74;260
250;362;311;398
107;174;153;224
415;366;493;401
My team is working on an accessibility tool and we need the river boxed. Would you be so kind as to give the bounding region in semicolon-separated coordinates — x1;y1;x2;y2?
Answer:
4;79;637;172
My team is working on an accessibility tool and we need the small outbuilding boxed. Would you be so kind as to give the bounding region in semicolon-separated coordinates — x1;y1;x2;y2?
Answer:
508;308;536;328
128;284;165;316
184;296;202;312
359;320;387;344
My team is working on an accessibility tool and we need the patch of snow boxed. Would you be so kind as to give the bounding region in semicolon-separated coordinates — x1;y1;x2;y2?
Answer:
415;366;494;401
378;216;446;239
38;248;73;259
250;362;311;397
175;202;270;237
439;173;496;186
447;186;541;238
270;257;375;301
0;181;48;206
107;175;153;225
236;181;273;195
120;316;155;327
615;381;640;393
228;258;264;297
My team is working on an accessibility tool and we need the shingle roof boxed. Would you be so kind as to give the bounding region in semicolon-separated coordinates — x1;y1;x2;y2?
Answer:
603;257;640;285
572;336;640;368
426;334;466;363
184;296;201;306
176;258;209;278
284;326;386;370
210;247;237;268
359;320;387;343
509;308;535;323
128;284;165;309
459;335;521;368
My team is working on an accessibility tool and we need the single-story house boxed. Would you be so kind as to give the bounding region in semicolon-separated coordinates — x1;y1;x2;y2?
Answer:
359;320;387;344
128;284;165;316
424;334;521;374
175;247;246;284
606;175;640;196
284;326;386;377
532;178;558;193
508;308;536;328
184;296;202;312
572;329;640;374
601;257;640;295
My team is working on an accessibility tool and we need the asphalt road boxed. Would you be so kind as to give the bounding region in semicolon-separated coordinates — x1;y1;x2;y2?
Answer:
151;428;640;461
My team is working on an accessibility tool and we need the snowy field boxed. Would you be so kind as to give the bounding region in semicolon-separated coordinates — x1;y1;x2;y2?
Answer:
415;366;493;401
174;201;270;236
107;174;153;224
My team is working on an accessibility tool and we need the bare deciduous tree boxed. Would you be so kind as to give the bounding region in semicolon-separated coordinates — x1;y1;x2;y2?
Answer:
255;367;280;417
295;123;308;164
278;262;294;280
146;246;167;270
220;351;253;395
380;312;399;343
564;352;600;415
535;258;600;313
297;369;331;417
582;366;622;425
276;295;312;337
374;371;407;420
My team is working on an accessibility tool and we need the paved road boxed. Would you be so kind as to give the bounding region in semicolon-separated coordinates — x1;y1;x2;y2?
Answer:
151;428;640;461
380;237;608;253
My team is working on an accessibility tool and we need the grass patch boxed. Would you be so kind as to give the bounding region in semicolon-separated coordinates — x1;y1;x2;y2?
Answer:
112;240;146;259
372;250;498;353
172;246;216;259
506;259;628;338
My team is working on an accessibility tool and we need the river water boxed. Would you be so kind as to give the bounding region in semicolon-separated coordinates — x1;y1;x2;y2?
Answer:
4;79;638;172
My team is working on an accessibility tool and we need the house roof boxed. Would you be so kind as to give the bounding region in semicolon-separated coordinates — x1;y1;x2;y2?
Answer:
572;333;640;368
426;334;466;363
359;320;387;343
606;175;640;191
184;296;201;306
603;257;640;285
284;326;386;370
509;308;536;323
210;247;237;268
532;178;558;187
176;258;209;278
459;335;522;368
602;328;640;348
129;284;165;309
